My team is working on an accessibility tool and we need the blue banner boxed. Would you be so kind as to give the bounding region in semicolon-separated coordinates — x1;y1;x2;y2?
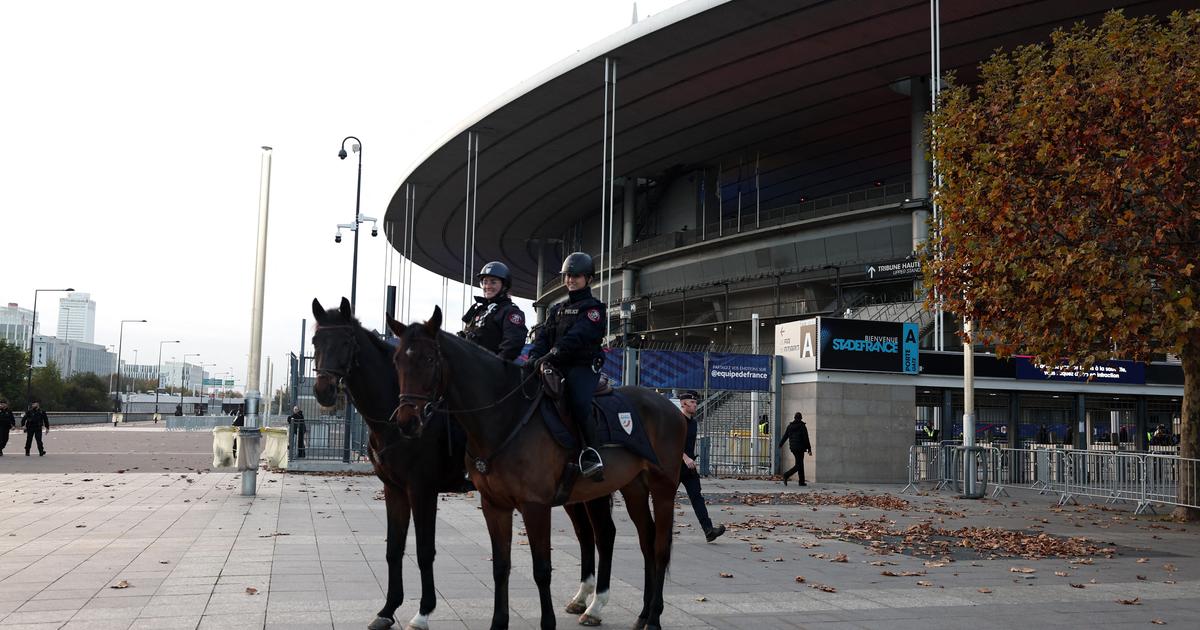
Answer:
639;350;705;389
901;323;919;375
708;353;771;391
601;347;623;383
1014;357;1145;384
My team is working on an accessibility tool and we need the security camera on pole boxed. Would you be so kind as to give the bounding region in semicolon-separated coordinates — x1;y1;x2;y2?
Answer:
334;136;376;463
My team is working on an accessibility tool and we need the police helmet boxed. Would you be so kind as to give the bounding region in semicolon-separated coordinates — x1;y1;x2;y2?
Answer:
560;252;595;276
477;261;511;289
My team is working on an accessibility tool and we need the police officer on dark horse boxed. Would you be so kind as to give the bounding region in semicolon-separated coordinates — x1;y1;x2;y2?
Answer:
527;252;607;480
460;261;527;361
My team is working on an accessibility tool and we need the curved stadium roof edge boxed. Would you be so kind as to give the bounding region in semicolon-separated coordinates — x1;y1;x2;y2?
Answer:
382;0;1196;299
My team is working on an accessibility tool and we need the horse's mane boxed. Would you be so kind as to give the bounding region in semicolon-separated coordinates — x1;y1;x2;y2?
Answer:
423;325;523;383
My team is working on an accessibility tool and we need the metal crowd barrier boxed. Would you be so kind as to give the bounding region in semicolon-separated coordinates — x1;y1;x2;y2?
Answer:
904;444;1200;514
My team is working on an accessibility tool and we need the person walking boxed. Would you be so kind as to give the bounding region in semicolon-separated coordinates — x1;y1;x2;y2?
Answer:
0;399;15;456
287;405;306;459
460;261;528;362
678;391;725;542
21;400;50;457
779;412;812;486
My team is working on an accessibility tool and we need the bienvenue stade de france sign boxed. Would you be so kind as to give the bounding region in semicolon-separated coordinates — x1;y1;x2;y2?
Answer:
775;317;919;374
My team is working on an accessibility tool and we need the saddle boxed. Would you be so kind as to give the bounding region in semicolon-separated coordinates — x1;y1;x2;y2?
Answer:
538;363;613;402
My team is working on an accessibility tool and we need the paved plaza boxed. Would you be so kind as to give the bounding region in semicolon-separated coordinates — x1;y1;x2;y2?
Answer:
0;425;1198;629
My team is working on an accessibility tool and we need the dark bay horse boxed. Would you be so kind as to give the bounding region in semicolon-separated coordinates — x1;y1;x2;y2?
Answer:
311;298;468;630
387;308;685;630
311;298;618;629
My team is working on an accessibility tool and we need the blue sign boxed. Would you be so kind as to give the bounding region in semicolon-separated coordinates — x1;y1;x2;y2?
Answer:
818;317;919;374
601;347;624;384
639;351;705;389
1014;357;1146;384
708;353;771;391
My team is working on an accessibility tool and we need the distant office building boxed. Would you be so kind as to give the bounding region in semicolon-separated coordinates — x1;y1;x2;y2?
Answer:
0;303;38;349
160;361;207;392
31;335;115;379
56;292;96;343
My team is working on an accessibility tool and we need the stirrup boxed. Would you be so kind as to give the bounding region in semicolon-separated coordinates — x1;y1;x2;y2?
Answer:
578;447;604;478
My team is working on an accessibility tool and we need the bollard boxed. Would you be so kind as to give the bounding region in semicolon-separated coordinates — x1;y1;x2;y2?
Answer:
961;445;986;499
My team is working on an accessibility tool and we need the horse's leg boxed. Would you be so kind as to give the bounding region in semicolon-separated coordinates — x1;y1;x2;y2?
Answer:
562;503;595;616
372;484;412;630
406;489;439;630
644;477;676;630
481;496;514;630
520;502;557;629
618;482;655;630
579;495;615;627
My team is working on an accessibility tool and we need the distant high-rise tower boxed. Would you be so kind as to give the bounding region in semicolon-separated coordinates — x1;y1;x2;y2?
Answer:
57;292;96;343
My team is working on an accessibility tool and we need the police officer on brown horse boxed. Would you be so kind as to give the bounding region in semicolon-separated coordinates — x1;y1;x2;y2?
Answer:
461;261;528;362
527;252;607;480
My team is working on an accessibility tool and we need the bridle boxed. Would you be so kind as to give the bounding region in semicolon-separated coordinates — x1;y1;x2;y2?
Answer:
312;324;360;386
390;333;538;439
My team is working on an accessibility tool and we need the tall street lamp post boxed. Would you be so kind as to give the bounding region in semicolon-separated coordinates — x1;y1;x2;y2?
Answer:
337;136;378;464
155;340;181;416
181;353;199;412
114;319;147;412
25;287;73;406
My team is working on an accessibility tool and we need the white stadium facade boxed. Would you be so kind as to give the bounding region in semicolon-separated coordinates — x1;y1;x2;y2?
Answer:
382;0;1194;482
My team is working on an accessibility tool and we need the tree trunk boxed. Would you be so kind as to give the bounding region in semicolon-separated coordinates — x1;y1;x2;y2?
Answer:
1172;332;1200;521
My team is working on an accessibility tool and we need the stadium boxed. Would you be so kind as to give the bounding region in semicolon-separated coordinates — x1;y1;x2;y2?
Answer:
381;0;1190;482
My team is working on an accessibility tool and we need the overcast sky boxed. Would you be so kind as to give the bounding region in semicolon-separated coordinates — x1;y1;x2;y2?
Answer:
1;0;681;391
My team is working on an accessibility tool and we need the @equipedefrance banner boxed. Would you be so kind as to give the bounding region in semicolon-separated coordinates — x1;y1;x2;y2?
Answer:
708;353;771;391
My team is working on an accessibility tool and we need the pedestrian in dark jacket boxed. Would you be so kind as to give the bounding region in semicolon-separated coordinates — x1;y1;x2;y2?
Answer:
0;399;16;456
678;391;725;542
460;261;528;362
287;406;306;458
779;412;812;486
21;400;50;457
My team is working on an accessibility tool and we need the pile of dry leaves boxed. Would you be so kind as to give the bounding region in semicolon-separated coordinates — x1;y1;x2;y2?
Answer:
837;519;1116;559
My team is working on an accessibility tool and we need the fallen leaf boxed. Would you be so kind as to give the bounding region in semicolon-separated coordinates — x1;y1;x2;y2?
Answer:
1070;583;1085;589
750;545;763;552
832;553;848;563
977;587;992;593
1009;567;1036;574
1055;571;1069;577
1116;597;1141;606
1136;558;1149;563
794;576;806;583
111;580;130;589
719;572;733;578
1163;563;1177;572
1151;619;1166;625
695;596;707;602
245;587;258;595
916;580;933;587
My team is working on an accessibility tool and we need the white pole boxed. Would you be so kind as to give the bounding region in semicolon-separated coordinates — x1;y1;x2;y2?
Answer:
241;145;272;496
750;313;760;470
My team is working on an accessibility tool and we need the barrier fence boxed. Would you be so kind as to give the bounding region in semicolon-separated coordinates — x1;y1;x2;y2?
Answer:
904;444;1199;515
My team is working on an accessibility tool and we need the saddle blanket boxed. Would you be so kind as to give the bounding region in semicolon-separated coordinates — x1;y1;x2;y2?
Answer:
541;391;659;466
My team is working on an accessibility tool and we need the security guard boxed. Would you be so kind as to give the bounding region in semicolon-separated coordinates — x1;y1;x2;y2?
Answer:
528;252;607;480
460;261;528;362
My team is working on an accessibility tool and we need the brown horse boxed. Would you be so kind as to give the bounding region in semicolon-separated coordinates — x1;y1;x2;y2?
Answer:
387;308;684;630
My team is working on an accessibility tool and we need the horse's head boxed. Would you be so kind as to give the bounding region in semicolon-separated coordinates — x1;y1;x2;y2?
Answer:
386;306;446;439
310;297;359;408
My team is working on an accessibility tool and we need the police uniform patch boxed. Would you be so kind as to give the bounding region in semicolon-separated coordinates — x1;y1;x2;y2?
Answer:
586;308;601;323
509;312;523;325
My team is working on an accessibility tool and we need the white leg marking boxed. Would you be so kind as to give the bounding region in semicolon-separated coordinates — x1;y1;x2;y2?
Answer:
407;612;429;630
583;588;609;620
570;575;596;608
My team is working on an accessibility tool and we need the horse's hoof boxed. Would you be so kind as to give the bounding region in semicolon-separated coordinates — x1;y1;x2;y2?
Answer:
565;601;587;614
630;620;646;630
406;623;429;630
579;613;602;626
369;617;396;630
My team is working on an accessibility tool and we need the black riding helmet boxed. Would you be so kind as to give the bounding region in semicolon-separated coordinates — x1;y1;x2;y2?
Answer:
560;252;594;276
477;261;511;290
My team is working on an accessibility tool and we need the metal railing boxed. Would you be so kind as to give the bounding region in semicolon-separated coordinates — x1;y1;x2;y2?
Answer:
286;416;369;464
904;444;1200;515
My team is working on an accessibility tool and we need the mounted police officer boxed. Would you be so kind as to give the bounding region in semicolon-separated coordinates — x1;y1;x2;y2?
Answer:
527;252;607;480
460;261;528;362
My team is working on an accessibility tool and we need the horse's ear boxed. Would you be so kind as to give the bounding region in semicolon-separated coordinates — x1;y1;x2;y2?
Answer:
312;298;324;322
424;306;443;335
339;297;353;319
386;316;406;337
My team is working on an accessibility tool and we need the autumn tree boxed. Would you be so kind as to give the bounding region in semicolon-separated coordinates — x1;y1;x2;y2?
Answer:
925;10;1200;519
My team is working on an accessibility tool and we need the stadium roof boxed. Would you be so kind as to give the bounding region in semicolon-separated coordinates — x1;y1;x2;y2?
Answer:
384;0;1188;298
